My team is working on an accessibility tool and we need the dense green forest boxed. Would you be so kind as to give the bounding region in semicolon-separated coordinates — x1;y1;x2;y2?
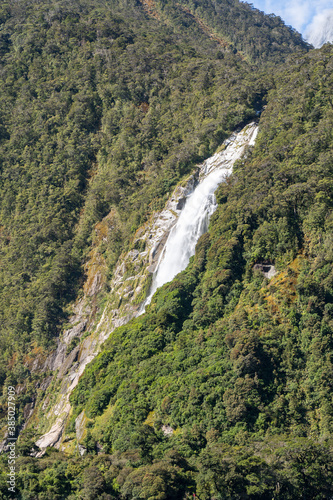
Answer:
0;0;332;498
0;0;307;408
0;0;290;366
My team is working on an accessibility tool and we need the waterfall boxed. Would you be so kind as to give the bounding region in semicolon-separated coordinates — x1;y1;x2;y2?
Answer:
142;122;259;309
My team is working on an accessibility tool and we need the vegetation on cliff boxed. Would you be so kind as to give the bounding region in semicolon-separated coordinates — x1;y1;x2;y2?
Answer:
1;0;333;498
0;0;287;372
0;0;307;419
61;43;333;499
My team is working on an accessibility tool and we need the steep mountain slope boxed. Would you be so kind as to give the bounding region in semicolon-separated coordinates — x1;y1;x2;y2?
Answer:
45;43;332;499
0;0;307;426
1;0;332;498
0;0;268;396
161;0;309;62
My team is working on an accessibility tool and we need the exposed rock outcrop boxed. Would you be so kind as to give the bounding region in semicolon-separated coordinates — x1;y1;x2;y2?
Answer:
253;263;277;279
31;163;200;454
31;122;259;454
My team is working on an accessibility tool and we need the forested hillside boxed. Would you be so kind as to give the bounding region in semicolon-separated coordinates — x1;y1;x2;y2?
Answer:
0;0;307;413
1;0;332;498
0;0;298;368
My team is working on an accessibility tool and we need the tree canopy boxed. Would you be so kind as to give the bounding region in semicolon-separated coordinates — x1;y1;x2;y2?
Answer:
0;0;332;498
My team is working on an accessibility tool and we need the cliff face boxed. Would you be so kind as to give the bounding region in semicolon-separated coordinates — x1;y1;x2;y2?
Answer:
57;45;333;499
32;121;259;454
31;166;194;453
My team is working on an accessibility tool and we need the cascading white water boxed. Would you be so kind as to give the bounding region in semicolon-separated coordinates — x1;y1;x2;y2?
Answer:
142;122;259;309
149;171;222;293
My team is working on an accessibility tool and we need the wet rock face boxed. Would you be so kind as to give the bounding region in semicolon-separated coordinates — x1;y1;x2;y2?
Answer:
30;169;198;454
143;122;259;308
35;416;68;454
23;402;35;421
75;410;89;448
31;122;259;454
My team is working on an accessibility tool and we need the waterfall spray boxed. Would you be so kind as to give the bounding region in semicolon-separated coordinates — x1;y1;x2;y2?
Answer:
141;122;259;311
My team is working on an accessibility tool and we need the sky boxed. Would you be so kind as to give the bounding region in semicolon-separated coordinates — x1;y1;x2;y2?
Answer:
247;0;333;47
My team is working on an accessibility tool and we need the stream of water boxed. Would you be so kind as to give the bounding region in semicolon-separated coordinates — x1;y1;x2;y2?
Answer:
142;122;259;309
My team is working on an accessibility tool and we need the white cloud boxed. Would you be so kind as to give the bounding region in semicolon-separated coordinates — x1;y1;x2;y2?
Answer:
250;0;312;31
249;0;333;40
283;3;312;31
306;9;333;47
